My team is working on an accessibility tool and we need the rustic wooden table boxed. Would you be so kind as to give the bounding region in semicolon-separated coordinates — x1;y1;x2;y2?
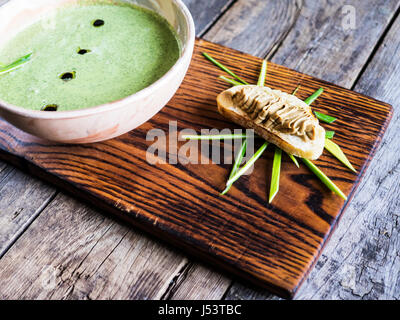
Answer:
0;0;399;300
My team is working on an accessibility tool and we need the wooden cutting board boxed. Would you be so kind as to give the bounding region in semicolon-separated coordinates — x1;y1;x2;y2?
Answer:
0;39;393;298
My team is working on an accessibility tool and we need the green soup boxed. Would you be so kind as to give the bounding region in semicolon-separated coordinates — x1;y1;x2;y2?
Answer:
0;2;181;111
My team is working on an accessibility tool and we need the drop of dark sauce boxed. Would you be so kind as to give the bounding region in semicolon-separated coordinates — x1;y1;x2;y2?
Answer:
41;104;58;111
77;48;91;55
60;71;76;81
93;19;104;27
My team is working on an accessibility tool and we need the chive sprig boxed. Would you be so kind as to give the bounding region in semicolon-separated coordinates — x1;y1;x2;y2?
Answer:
226;142;269;186
203;52;248;85
219;76;244;87
269;147;282;203
325;131;335;139
314;111;337;124
287;153;300;167
257;60;267;87
0;53;32;75
324;138;356;172
301;158;347;200
181;133;248;140
221;139;248;195
304;87;324;105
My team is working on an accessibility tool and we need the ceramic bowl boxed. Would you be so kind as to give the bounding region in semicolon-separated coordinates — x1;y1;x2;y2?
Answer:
0;0;195;143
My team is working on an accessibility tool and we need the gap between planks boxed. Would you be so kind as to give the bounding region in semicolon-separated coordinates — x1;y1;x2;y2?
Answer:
351;4;400;91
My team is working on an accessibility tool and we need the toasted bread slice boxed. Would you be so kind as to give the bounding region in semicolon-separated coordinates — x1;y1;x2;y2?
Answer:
217;85;325;160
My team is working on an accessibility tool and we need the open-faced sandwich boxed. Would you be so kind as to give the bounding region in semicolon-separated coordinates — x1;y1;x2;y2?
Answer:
217;85;326;160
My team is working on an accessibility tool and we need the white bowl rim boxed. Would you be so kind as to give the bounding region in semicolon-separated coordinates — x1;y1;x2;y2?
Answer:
0;0;195;120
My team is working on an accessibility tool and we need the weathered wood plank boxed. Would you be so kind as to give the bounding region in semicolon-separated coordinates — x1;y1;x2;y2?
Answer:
204;0;302;58
224;0;400;300
183;0;236;36
0;167;55;256
293;13;400;300
166;263;230;300
271;0;399;87
0;193;189;299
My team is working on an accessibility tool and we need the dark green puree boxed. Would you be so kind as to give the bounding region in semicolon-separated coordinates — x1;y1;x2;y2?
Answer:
0;2;181;111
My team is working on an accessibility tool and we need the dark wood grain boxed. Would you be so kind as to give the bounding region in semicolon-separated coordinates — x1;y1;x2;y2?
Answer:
0;39;393;298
